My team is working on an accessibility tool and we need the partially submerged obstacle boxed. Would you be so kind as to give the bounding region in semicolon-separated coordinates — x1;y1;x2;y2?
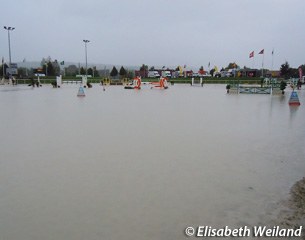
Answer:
227;86;272;94
124;76;141;89
239;86;271;94
77;86;85;97
150;77;169;89
289;91;301;106
102;78;111;86
226;79;284;95
191;77;203;87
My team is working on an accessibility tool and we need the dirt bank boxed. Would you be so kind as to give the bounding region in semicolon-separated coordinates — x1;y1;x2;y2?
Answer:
276;177;305;239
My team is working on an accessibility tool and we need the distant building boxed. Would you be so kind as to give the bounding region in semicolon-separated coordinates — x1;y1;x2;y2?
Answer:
238;69;259;77
266;70;281;77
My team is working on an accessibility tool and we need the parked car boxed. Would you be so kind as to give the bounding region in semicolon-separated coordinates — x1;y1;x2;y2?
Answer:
148;71;160;78
219;71;233;77
162;71;171;78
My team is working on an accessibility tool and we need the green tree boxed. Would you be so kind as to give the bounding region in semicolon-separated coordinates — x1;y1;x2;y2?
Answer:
41;56;51;67
17;67;28;77
93;67;99;77
1;63;8;77
110;66;118;77
299;65;305;75
48;62;55;76
290;68;299;78
80;67;86;75
88;68;93;76
42;61;54;76
226;62;239;69
139;64;148;78
127;70;134;79
210;68;215;76
140;64;148;71
92;66;100;77
65;65;78;76
52;60;60;76
40;57;60;76
280;61;291;79
119;66;127;77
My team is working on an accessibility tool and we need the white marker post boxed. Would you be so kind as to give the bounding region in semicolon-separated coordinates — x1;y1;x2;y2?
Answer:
56;75;62;88
82;75;87;87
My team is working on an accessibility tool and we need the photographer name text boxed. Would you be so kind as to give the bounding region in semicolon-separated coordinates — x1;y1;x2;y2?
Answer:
185;226;303;238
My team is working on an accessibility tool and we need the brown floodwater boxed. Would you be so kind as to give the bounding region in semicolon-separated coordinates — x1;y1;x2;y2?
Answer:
0;84;304;240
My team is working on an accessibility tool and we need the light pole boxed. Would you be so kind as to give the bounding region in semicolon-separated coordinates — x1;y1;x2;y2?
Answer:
83;40;90;77
4;26;15;76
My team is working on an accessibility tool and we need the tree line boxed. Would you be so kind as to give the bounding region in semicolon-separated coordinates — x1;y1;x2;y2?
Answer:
109;66;134;78
137;62;305;79
280;61;304;79
0;59;304;79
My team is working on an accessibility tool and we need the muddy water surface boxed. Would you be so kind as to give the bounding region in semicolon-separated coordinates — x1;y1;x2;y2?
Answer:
0;84;304;240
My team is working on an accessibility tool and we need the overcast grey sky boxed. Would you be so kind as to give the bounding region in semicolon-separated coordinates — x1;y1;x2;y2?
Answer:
1;0;304;70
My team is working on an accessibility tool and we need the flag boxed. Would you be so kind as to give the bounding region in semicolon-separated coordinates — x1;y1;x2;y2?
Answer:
272;49;274;55
259;49;264;54
60;61;65;65
208;62;210;68
249;51;254;58
23;58;26;62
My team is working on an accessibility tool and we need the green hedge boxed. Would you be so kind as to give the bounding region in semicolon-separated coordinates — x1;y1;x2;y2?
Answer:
169;77;261;85
15;76;263;85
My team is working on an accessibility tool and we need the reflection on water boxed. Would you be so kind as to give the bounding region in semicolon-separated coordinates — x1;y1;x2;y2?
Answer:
289;105;299;121
0;84;304;240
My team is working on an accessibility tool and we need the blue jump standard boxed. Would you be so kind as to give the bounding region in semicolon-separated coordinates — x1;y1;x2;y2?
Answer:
289;91;300;106
77;86;86;97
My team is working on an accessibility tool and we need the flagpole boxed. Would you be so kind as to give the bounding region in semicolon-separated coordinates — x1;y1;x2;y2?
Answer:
249;51;254;69
262;52;264;77
271;48;274;72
